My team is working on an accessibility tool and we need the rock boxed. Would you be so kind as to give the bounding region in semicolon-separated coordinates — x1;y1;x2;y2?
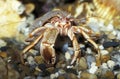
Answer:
0;39;7;48
113;64;120;71
103;70;114;79
100;50;109;55
67;73;78;79
34;56;44;64
24;76;35;79
76;57;87;70
101;63;108;69
86;55;96;68
88;62;98;74
103;41;119;48
117;73;120;79
0;57;7;79
8;65;20;79
107;60;115;69
80;71;97;79
111;52;120;66
65;52;71;60
0;52;7;58
101;54;111;63
106;47;113;53
58;75;65;79
116;31;120;40
58;69;66;75
50;73;59;79
46;67;54;73
27;56;36;65
86;48;92;54
106;24;114;31
108;33;116;39
99;45;104;50
29;49;39;56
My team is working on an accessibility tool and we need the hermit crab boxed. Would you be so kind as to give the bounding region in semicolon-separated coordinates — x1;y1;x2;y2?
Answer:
22;10;100;65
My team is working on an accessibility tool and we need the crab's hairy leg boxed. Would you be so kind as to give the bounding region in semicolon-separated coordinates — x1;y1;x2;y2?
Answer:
40;28;59;64
73;26;100;53
68;27;81;65
77;26;93;34
77;26;100;37
21;34;43;64
23;35;43;54
29;27;47;37
81;31;100;53
81;30;101;65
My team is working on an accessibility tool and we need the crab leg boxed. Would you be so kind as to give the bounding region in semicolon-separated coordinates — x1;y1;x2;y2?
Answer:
78;26;94;34
21;34;43;64
23;34;43;54
68;28;81;64
29;27;46;38
81;31;100;54
81;30;101;65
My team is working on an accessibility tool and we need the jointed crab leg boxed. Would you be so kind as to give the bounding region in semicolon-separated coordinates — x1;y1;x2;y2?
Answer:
81;30;101;65
23;34;43;54
29;27;46;38
81;31;100;54
68;28;81;64
78;26;94;34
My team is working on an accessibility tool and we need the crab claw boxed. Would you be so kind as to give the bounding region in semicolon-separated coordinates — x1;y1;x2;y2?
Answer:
40;43;56;64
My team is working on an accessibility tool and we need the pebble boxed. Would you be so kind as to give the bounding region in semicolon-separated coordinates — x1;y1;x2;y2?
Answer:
103;41;119;48
107;60;115;69
99;45;104;50
101;63;108;69
111;52;120;65
56;60;66;68
117;73;120;79
101;54;110;63
106;23;114;31
88;62;98;74
86;48;92;54
106;47;113;53
0;39;7;48
103;70;114;79
113;65;120;71
58;69;66;75
29;49;39;56
57;75;65;79
0;57;7;79
50;73;59;79
8;65;20;79
34;56;44;64
86;55;96;68
67;73;78;79
27;56;36;65
76;57;87;70
87;17;101;32
100;50;109;55
65;52;71;60
116;31;120;40
46;67;54;73
80;71;97;79
108;33;116;39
